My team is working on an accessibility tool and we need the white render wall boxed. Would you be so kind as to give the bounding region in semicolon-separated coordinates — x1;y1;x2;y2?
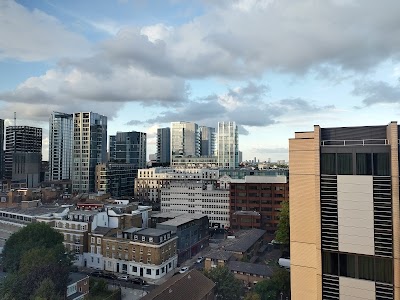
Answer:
339;277;375;300
337;175;374;256
161;181;230;228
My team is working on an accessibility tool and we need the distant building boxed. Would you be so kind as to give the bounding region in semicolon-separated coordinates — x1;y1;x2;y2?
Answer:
170;156;218;169
200;126;215;156
12;152;41;188
49;112;73;181
157;127;171;165
171;122;200;162
217;122;238;169
95;163;137;197
72;112;107;193
109;131;146;168
0;119;4;179
67;272;89;300
142;269;215;300
5;126;42;180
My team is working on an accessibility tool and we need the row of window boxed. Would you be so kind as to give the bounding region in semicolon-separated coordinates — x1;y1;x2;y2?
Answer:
322;251;392;283
321;152;390;176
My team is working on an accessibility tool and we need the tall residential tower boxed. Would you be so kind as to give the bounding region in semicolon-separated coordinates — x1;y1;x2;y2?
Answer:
200;126;215;156
170;122;200;161
109;131;146;168
217;122;239;169
156;127;170;165
290;123;398;300
72;112;107;193
49;112;73;181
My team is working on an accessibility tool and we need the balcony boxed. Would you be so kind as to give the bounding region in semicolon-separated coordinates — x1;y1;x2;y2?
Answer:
321;139;388;146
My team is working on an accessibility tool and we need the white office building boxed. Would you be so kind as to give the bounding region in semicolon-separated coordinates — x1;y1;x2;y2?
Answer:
49;112;73;181
217;122;239;169
160;181;230;228
171;122;200;161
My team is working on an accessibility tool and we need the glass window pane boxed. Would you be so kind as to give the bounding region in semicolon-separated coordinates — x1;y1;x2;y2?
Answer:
337;153;353;175
323;252;338;275
356;153;372;175
375;257;393;284
339;254;355;278
358;256;374;280
321;154;336;175
373;153;390;176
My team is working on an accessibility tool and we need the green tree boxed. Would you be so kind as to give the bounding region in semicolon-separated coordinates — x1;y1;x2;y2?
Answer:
275;201;289;246
244;292;261;300
2;222;64;272
0;223;71;300
253;268;290;300
204;266;243;300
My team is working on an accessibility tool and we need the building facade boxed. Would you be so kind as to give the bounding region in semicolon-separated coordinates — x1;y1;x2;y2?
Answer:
95;163;137;197
217;122;239;169
229;175;288;241
49;112;73;181
5;126;42;179
157;127;171;165
0;119;4;179
12;152;41;188
171;122;200;162
160;181;229;228
109;131;146;168
72;112;107;193
200;126;216;156
290;123;398;300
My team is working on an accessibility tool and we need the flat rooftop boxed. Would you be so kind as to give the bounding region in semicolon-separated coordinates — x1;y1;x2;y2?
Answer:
222;229;266;253
0;205;67;216
137;228;171;237
158;217;195;227
122;227;142;233
230;175;287;184
151;212;185;219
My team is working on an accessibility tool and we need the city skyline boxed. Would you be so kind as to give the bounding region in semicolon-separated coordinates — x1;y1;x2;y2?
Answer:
1;0;400;161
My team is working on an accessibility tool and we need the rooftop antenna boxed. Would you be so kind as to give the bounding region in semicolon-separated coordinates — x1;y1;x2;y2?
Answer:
14;112;16;127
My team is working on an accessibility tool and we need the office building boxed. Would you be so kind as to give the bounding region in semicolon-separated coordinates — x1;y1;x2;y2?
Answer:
229;175;288;241
95;163;137;197
109;131;146;168
5;126;42;179
171;122;200;161
49;112;73;181
156;127;170;165
200;126;215;156
72;112;107;193
217;122;239;169
12;152;41;188
290;123;397;299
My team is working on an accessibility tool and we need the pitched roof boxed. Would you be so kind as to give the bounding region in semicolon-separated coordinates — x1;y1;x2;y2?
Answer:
204;249;233;261
227;261;274;277
142;269;215;300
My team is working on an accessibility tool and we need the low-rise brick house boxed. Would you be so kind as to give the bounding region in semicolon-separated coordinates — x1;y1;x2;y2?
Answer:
142;269;215;300
67;272;89;300
222;228;265;260
227;261;273;286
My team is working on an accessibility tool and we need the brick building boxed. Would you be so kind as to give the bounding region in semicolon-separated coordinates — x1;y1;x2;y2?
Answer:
229;175;288;241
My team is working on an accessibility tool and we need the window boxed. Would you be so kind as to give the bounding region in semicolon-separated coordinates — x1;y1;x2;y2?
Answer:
142;236;146;242
375;257;393;283
322;252;338;275
91;237;95;244
356;153;372;175
97;238;101;244
132;266;137;272
339;254;355;278
156;269;159;275
321;153;336;175
337;153;353;175
149;237;153;243
358;256;374;280
146;269;151;275
373;153;390;176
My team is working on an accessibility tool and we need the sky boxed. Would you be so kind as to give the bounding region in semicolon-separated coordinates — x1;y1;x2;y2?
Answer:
1;0;400;162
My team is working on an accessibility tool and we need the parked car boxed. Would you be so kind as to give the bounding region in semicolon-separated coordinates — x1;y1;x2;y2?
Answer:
196;257;204;264
118;275;129;281
179;267;189;274
90;271;104;278
131;278;147;285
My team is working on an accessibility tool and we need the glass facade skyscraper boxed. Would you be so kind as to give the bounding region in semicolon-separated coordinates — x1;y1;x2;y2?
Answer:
157;127;170;165
170;122;200;161
49;112;73;181
109;131;146;168
217;121;239;169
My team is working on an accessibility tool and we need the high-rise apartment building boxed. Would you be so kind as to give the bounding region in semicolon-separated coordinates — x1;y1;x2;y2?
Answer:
109;131;146;168
5;126;42;179
49;112;73;181
217;122;239;169
156;127;170;165
171;122;200;161
290;123;398;300
72;112;107;193
0;119;4;179
200;126;215;156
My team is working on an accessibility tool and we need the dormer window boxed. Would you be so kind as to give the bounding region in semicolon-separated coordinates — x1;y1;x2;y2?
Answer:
142;236;146;242
134;235;138;240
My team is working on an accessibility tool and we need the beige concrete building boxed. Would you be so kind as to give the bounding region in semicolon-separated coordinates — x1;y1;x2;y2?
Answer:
290;123;398;300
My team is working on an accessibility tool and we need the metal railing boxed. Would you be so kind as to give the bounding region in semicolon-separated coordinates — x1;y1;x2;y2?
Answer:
321;139;388;146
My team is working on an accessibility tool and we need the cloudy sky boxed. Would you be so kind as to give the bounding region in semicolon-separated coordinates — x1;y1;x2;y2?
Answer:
1;0;400;161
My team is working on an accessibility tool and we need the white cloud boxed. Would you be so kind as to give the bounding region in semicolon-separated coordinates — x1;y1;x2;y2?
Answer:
0;0;91;61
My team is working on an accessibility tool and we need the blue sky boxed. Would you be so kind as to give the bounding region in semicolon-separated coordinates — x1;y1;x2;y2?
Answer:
1;0;400;161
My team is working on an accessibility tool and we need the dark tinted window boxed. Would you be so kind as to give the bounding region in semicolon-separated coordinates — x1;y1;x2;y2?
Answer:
375;257;393;284
337;153;353;175
321;154;336;175
356;153;372;175
358;256;374;280
339;254;355;278
322;252;338;275
373;153;390;176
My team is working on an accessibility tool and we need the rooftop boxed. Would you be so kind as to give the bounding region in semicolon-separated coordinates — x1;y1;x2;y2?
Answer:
227;261;273;277
69;210;101;216
122;227;142;233
137;228;171;237
158;217;195;227
91;226;113;235
0;205;68;217
151;212;185;219
233;211;260;216
142;269;215;300
204;249;233;261
230;175;287;184
68;272;88;285
222;229;265;253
